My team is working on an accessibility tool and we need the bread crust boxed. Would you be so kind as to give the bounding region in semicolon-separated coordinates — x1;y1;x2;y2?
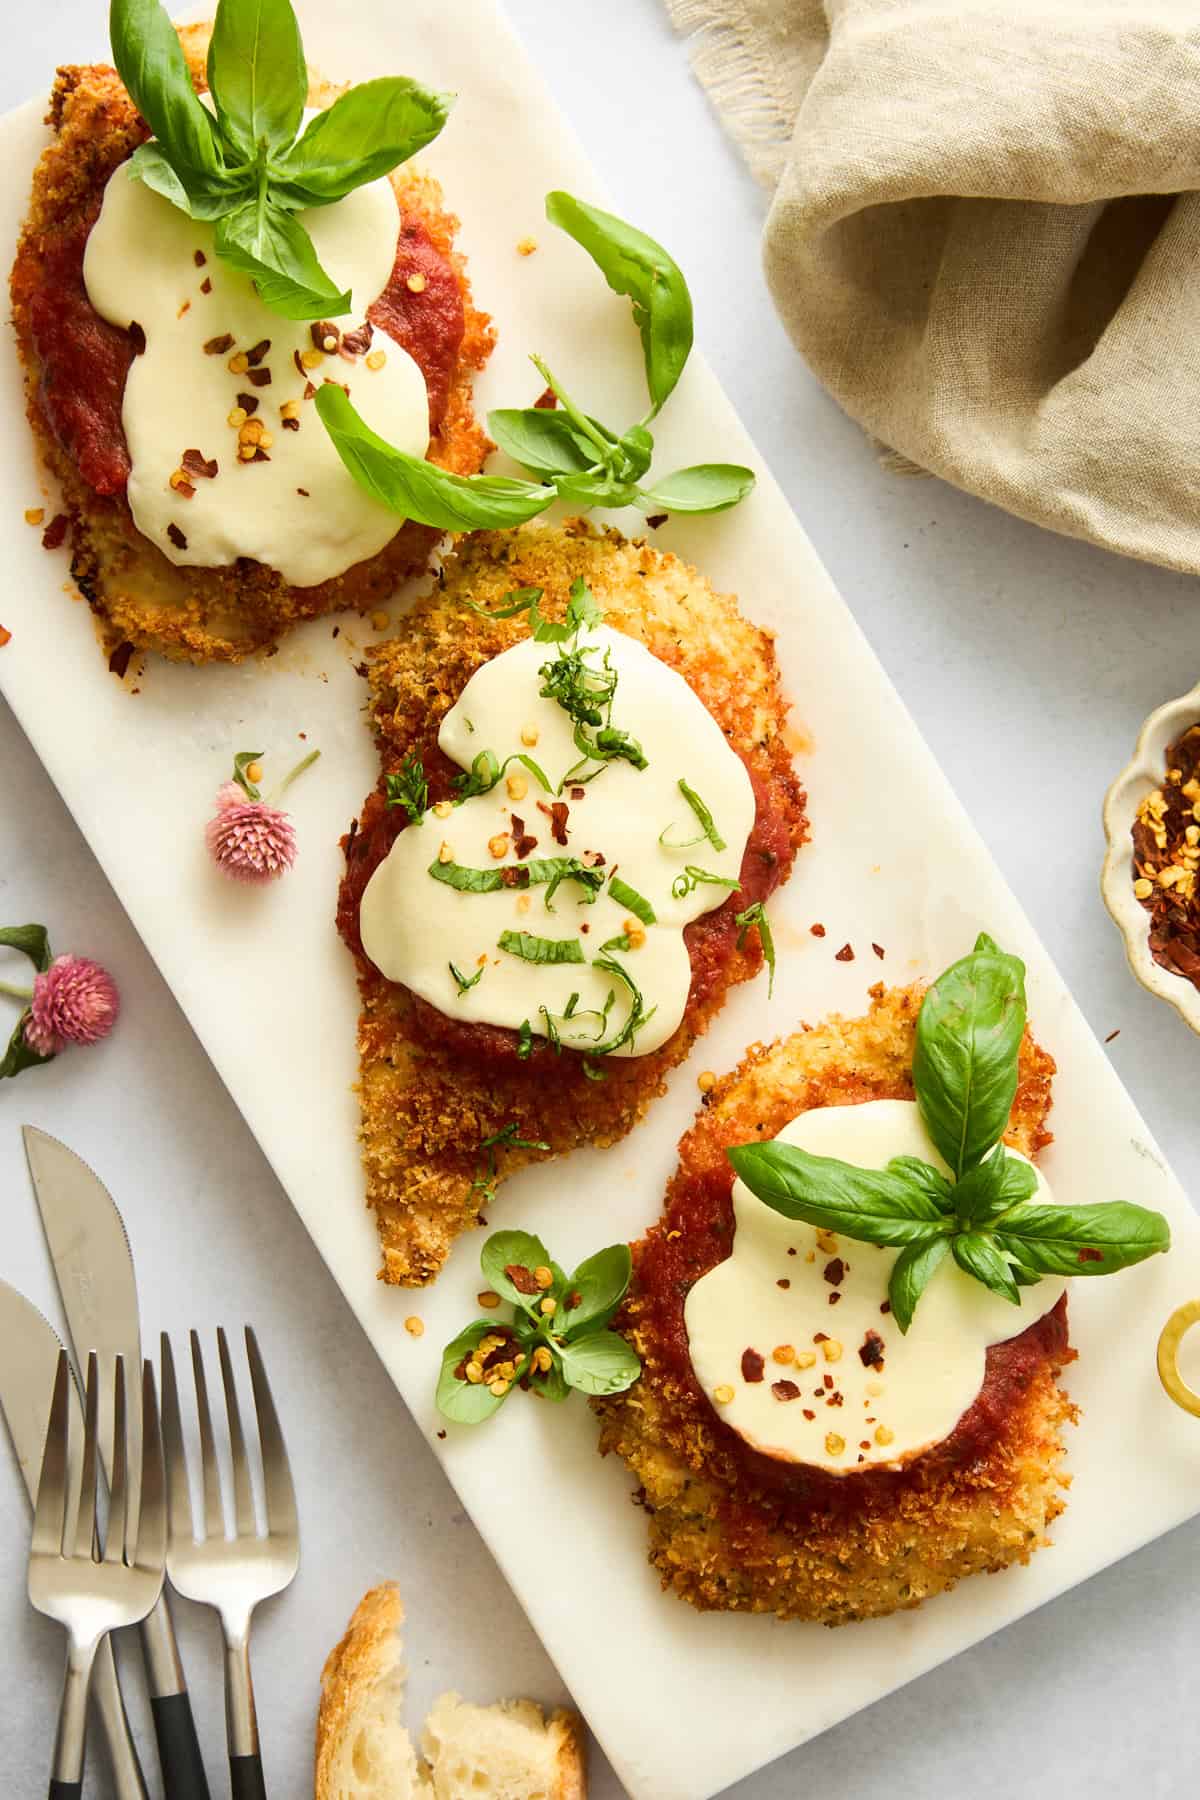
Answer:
336;521;809;1285
9;25;494;666
594;980;1078;1625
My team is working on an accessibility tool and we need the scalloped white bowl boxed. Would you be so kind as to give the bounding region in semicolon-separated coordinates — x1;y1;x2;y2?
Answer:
1102;681;1200;1035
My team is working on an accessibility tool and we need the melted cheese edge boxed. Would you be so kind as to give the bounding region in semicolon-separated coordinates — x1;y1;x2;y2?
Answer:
83;131;429;588
685;1099;1067;1471
359;624;756;1058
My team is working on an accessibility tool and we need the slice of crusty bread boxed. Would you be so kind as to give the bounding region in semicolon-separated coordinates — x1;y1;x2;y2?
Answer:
315;1583;587;1800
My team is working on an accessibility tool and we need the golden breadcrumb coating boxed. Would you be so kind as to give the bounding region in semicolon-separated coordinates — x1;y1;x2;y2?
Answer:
9;24;493;666
338;521;809;1285
594;980;1077;1626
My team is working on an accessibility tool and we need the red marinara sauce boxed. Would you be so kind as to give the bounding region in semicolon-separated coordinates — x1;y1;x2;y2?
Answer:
630;1113;1070;1520
19;181;465;502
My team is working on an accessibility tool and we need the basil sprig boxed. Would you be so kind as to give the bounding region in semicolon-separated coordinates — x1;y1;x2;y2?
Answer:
316;192;754;526
110;0;451;319
437;1228;640;1425
728;932;1171;1330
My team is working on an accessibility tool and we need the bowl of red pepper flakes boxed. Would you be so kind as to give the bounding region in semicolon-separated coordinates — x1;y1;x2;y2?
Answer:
1104;681;1200;1033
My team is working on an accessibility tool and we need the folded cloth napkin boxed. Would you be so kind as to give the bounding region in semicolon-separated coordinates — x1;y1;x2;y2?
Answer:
668;0;1200;574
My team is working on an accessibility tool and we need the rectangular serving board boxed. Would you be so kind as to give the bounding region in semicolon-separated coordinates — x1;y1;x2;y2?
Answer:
3;4;1200;1795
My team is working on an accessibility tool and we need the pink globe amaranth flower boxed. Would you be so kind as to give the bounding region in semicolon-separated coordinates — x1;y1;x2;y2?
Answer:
206;798;298;884
24;955;120;1056
214;781;245;813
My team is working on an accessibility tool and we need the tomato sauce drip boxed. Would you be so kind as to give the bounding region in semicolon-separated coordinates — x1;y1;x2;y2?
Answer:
367;214;465;436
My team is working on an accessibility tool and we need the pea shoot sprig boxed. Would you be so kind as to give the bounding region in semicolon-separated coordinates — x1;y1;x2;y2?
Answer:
730;933;1170;1330
316;193;755;529
437;1227;641;1424
111;0;450;319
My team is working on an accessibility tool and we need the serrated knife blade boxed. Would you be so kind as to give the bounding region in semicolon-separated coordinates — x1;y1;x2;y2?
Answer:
0;1279;148;1800
23;1125;211;1800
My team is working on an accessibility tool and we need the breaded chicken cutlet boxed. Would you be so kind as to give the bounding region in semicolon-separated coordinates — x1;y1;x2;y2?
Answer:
9;24;493;666
593;981;1077;1626
337;521;809;1286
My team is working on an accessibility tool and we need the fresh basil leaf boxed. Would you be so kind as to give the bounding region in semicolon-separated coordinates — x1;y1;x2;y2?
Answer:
316;385;553;529
110;0;226;183
215;199;351;318
638;463;756;516
385;753;427;822
207;0;306;157
487;408;597;477
449;961;483;996
952;1150;1038;1227
272;78;452;205
734;900;776;998
728;1142;951;1247
462;585;545;621
546;191;693;416
557;1329;641;1396
563;1244;632;1336
480;1229;553;1313
436;1322;508;1424
671;865;739;901
912;933;1027;1179
887;1234;951;1333
498;930;585;966
561;578;604;638
662;780;726;853
0;925;53;974
617;425;654;481
951;1232;1021;1306
608;876;655;926
127;142;245;219
884;1156;955;1212
994;1201;1171;1276
589;951;657;1056
554;472;640;510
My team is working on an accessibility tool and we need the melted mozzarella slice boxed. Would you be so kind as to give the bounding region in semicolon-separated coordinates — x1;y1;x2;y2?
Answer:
685;1099;1067;1471
359;624;756;1057
83;140;430;587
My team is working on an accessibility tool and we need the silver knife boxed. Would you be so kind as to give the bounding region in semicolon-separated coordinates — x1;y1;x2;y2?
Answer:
24;1125;212;1800
0;1279;149;1800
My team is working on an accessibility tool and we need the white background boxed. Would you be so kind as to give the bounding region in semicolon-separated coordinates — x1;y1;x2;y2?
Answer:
3;2;1200;1796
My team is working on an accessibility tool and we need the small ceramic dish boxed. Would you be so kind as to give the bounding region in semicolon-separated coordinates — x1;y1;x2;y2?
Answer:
1102;681;1200;1035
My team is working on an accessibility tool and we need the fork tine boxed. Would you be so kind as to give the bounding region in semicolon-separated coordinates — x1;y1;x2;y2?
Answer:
136;1359;167;1577
217;1327;257;1538
72;1352;101;1561
246;1327;298;1541
159;1332;194;1544
103;1356;127;1565
190;1329;225;1541
31;1349;70;1559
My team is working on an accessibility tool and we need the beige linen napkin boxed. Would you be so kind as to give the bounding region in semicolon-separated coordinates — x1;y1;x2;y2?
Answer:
668;0;1200;574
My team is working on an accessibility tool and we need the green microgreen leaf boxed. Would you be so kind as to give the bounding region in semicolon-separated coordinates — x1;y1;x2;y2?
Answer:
486;408;598;477
607;876;656;926
562;1244;632;1335
436;1322;510;1424
480;1228;554;1312
913;931;1027;1179
385;753;427;823
734;900;776;997
557;1329;642;1395
637;463;756;516
498;930;585;966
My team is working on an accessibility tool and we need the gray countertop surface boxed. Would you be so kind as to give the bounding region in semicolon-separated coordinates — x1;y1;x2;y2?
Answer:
2;2;1198;1794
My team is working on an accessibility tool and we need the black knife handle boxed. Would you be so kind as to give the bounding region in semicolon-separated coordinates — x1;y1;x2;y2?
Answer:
230;1754;266;1800
49;1782;82;1799
151;1691;211;1799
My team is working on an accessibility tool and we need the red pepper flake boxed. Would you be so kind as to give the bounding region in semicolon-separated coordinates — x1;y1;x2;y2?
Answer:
303;381;317;401
823;1373;834;1390
107;639;134;679
860;1440;871;1451
41;514;69;550
436;1429;447;1439
579;922;590;934
567;1290;582;1310
810;923;826;938
538;800;570;846
245;338;271;367
297;487;310;497
0;625;11;648
252;447;271;463
569;786;586;801
827;1391;843;1406
173;479;196;500
204;333;234;355
645;513;668;529
312;321;341;353
166;522;188;549
828;1292;842;1304
181;448;218;480
504;1263;540;1294
771;1380;800;1402
741;1348;765;1383
823;1258;845;1286
776;1278;790;1290
193;249;207;267
835;942;855;962
813;1331;829;1343
511;815;538;859
500;866;531;889
281;416;300;432
533;386;557;409
200;277;212;295
236;392;260;415
293;349;307;380
1105;1029;1120;1043
341;322;374;357
858;1329;886;1369
787;1246;797;1256
1078;1247;1104;1264
802;1408;816;1420
247;367;272;388
872;942;886;959
880;1300;892;1315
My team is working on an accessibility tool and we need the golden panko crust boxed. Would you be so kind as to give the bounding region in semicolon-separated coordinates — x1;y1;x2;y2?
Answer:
10;27;493;667
594;980;1078;1626
338;521;809;1285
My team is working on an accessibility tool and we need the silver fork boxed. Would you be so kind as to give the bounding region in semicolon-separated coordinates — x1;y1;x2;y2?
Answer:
161;1328;299;1800
29;1351;165;1800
